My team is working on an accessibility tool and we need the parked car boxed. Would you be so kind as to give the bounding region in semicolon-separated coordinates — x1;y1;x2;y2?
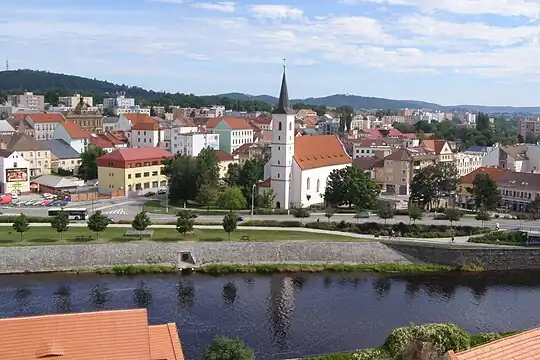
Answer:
106;216;116;224
51;200;68;207
237;216;244;222
10;193;18;200
156;189;167;195
143;191;156;197
356;212;370;219
43;193;55;200
40;200;52;206
28;200;42;206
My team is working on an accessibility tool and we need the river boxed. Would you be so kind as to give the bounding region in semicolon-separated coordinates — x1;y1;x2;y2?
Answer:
0;271;539;359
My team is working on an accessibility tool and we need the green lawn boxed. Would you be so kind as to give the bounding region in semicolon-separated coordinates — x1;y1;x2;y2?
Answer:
1;227;366;246
143;200;250;215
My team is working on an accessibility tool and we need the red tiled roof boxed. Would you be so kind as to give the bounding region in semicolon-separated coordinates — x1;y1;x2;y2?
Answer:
294;135;351;170
90;135;114;149
27;113;65;123
207;117;253;130
448;327;540;360
133;121;160;131
216;150;235;162
252;116;272;125
0;309;183;360
123;113;153;125
459;167;511;184
355;138;389;147
103;131;127;145
422;139;448;155
61;121;90;139
232;142;256;155
98;147;173;162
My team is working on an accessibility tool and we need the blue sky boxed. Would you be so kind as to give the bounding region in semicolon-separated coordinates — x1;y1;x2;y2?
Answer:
2;0;540;106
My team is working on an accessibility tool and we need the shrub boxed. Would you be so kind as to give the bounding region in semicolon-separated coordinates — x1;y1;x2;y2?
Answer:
469;231;527;246
241;220;302;227
0;216;51;223
384;323;470;358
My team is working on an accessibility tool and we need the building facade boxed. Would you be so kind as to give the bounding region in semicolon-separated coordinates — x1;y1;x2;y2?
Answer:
26;113;66;140
7;92;45;111
97;148;173;195
171;133;219;156
53;122;90;154
1;133;51;177
0;150;30;194
59;94;94;107
209;117;254;154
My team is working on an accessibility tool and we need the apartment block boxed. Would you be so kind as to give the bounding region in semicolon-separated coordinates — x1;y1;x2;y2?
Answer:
7;92;45;111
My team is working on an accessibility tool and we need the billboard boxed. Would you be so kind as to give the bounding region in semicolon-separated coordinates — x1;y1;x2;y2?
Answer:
6;168;28;182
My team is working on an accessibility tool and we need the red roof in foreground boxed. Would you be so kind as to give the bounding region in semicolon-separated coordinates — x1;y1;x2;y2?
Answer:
0;308;184;360
459;167;511;184
216;150;236;162
98;147;173;163
294;135;351;170
60;121;90;139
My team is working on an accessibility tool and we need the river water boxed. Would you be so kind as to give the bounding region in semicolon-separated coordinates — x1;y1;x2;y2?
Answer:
0;271;539;359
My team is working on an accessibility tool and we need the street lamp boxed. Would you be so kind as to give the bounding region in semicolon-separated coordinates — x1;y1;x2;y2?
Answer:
251;183;257;217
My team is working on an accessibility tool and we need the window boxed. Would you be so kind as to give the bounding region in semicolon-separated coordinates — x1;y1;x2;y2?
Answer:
289;122;292;130
316;179;320;192
135;173;141;178
152;171;158;176
144;162;150;166
13;162;17;167
152;160;158;165
144;172;150;177
307;177;310;190
128;174;132;179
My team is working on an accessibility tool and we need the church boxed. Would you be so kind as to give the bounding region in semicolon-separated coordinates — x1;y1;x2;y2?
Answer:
261;67;352;209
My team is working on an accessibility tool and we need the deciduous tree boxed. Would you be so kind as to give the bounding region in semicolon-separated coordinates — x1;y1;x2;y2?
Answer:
475;210;490;228
408;206;423;224
216;186;247;211
132;210;152;239
324;208;335;222
78;147;107;181
470;173;501;211
87;210;109;240
12;213;29;241
325;166;380;208
204;335;254;360
197;183;218;211
222;212;238;241
176;210;195;238
51;212;69;241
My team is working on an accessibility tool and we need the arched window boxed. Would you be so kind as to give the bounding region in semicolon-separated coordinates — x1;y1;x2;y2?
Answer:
289;122;292;131
316;179;320;192
279;122;282;130
307;177;311;190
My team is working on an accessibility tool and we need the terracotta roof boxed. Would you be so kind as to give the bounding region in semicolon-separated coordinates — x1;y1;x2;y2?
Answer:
232;142;256;155
216;150;235;162
498;171;540;191
294;135;351;170
448;328;540;360
173;117;197;127
355;138;389;147
0;308;183;360
133;121;160;131
123;113;153;125
102;131;127;145
27;113;66;123
422;139;448;155
459;167;511;184
90;134;114;149
207;117;253;130
252;116;272;125
60;121;90;139
353;157;384;170
98;147;173;162
260;178;271;188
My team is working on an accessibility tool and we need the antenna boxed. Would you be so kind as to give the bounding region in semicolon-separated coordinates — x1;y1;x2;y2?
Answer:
5;59;8;71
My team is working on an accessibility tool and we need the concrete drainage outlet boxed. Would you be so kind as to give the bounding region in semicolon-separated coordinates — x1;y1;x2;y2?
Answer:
179;252;196;266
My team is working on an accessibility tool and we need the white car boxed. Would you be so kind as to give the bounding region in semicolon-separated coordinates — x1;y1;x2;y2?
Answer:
10;193;18;200
43;193;55;200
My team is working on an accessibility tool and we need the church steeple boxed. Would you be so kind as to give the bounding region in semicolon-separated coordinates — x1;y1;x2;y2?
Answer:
274;60;292;114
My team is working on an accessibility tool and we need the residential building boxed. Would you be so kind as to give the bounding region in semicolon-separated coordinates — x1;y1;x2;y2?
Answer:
89;132;128;152
260;69;352;209
172;132;219;156
498;171;540;212
103;94;136;109
217;150;238;179
251;115;273;131
353;156;384;180
421;139;454;162
97;147;173;195
352;139;392;159
0;120;16;135
114;106;151;116
0;308;184;360
517;117;540;138
457;167;511;209
102;116;120;132
58;93;94;107
7;92;45;111
64;101;103;132
296;108;317;119
0;150;30;194
350;115;370;131
6;113;35;137
317;114;340;135
130;120;164;148
53;121;90;154
0;132;51;177
44;139;82;173
116;113;153;132
497;145;528;172
26;113;66;140
199;105;225;118
454;152;483;176
444;326;540;360
233;142;269;165
378;147;438;195
207;117;254;154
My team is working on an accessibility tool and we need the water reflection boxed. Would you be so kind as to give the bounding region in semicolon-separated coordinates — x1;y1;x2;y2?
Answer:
222;282;237;305
90;284;111;310
372;277;392;299
178;280;195;308
53;285;71;312
267;276;296;351
133;281;152;308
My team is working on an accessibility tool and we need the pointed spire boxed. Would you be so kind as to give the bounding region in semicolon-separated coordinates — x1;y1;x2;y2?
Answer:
274;59;291;114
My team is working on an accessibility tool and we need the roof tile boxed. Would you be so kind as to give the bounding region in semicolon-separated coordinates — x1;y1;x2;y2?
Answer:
459;167;511;184
294;135;351;170
60;121;90;139
98;148;173;163
27;113;66;124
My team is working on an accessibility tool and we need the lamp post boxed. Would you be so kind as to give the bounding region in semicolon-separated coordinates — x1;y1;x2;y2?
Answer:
165;184;169;213
251;183;257;218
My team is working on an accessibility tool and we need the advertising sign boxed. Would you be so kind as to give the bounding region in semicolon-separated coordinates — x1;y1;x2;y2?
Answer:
6;168;28;182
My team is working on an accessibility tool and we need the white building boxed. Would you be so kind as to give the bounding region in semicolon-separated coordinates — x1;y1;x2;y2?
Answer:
199;105;225;118
59;94;94;108
130;121;164;148
0;149;30;194
171;133;219;156
7;92;44;111
262;68;352;209
317;114;340;135
103;95;136;109
350;115;370;131
455;152;483;176
352;139;391;159
53;122;90;154
114;106;151;116
26;113;65;140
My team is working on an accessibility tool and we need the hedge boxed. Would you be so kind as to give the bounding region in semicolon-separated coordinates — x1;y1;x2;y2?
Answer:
0;216;51;223
469;231;527;246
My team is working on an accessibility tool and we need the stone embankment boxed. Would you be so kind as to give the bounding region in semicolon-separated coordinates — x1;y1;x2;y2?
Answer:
0;241;413;274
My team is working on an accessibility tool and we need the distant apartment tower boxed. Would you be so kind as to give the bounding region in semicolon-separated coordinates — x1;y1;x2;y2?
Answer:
103;95;136;109
7;92;45;111
517;118;540;139
58;93;94;107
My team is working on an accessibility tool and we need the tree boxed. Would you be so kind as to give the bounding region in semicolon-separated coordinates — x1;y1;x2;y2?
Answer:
225;163;241;185
132;210;152;239
236;159;265;205
470;173;501;211
378;206;395;225
324;208;335;223
475;210;490;228
176;210;195;238
78;147;107;181
411;163;459;209
163;155;199;205
51;212;69;241
476;112;491;132
293;207;310;224
197;183;218;211
527;195;540;219
204;335;255;360
222;212;238;240
337;105;354;132
87;210;109;240
217;186;247;210
444;208;462;229
195;148;220;188
259;189;275;209
408;206;423;224
325;167;380;208
12;213;29;241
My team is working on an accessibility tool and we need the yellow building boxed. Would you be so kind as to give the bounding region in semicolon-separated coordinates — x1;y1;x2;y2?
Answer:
97;148;173;196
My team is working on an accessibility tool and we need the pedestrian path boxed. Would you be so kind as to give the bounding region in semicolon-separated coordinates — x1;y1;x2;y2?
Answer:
102;208;128;215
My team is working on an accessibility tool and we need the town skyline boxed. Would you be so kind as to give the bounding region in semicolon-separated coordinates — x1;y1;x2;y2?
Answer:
3;0;540;106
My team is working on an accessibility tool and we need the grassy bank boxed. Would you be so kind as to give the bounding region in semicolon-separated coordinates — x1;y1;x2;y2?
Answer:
196;263;459;275
0;227;364;246
302;323;519;360
93;265;179;275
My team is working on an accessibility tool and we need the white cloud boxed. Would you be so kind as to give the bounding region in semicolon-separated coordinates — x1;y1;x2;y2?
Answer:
150;0;184;3
191;2;236;12
249;5;304;19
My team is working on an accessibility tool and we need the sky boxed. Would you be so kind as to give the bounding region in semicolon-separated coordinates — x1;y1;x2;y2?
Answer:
2;0;540;106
